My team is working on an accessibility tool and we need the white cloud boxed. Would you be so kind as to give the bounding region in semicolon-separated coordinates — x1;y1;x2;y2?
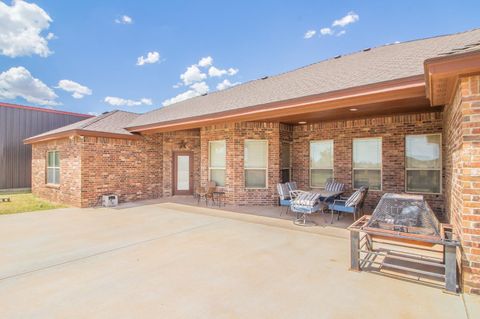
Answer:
208;66;227;77
167;57;239;104
320;27;334;36
88;111;99;116
104;96;152;107
136;51;160;66
198;56;213;67
0;66;59;106
336;30;346;37
227;68;239;76
115;15;132;24
162;81;209;106
0;1;53;57
46;32;56;40
216;79;240;91
304;30;316;39
332;11;359;27
56;80;92;99
190;81;209;95
209;66;239;77
180;65;207;85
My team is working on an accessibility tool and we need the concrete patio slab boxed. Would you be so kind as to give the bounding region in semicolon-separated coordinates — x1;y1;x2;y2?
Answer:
0;202;472;318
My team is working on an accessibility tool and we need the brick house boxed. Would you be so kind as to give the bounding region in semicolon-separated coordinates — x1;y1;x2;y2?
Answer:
25;29;480;293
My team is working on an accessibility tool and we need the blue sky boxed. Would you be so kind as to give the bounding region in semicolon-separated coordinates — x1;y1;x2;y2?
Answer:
0;0;479;115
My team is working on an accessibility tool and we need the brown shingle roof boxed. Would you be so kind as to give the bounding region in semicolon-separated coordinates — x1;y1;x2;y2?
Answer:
25;110;139;142
127;28;480;129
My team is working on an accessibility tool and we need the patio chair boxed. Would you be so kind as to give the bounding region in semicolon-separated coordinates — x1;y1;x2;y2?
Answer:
324;180;346;203
276;183;292;216
196;181;216;206
286;181;307;199
291;192;323;226
328;186;368;223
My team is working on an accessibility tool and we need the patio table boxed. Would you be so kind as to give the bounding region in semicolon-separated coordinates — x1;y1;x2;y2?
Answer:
313;190;344;211
314;190;344;200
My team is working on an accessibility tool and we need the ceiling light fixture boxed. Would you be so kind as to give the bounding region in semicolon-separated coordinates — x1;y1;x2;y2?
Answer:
349;108;358;111
298;121;307;124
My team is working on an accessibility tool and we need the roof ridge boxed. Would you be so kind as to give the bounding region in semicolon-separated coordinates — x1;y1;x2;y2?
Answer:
114;110;142;115
79;110;120;129
261;27;480;81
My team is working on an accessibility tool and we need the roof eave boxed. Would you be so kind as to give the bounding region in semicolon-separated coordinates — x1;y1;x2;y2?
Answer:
0;102;93;118
127;75;427;133
424;50;480;106
24;129;141;144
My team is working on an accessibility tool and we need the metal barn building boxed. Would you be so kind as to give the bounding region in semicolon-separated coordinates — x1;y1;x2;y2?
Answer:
0;102;91;191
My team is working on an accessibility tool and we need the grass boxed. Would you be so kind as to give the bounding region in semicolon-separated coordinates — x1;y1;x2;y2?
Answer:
0;193;65;215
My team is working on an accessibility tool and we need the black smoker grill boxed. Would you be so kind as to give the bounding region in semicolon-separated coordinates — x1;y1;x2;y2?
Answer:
348;193;460;293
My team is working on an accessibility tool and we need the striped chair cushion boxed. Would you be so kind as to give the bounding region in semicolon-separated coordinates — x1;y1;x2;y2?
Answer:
293;192;321;206
325;180;345;192
345;187;365;207
277;183;290;200
286;181;298;192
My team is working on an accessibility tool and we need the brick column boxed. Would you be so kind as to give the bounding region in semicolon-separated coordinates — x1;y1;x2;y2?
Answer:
445;74;480;294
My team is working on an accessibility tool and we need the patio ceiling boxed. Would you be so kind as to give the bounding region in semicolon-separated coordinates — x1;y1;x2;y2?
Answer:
273;96;434;124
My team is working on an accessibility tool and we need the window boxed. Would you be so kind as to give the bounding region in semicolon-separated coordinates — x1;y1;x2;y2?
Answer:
46;151;60;185
244;140;268;188
406;134;441;194
281;142;291;183
310;140;334;188
353;138;382;190
209;140;226;187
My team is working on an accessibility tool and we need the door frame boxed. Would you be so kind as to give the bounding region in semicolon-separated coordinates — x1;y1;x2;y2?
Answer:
172;151;194;195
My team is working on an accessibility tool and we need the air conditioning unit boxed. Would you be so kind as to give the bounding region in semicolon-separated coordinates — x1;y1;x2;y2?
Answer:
102;194;118;207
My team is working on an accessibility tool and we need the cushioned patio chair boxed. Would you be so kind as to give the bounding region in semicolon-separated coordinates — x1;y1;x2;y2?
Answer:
291;192;323;226
286;181;307;199
276;183;292;216
323;180;346;203
328;186;368;223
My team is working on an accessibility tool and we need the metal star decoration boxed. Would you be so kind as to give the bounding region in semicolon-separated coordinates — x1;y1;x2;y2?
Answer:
178;140;189;149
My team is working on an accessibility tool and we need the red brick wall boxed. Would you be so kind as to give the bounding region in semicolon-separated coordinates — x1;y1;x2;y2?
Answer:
445;75;480;294
32;114;446;212
80;135;163;207
232;122;280;205
32;137;82;207
292;112;444;216
200;122;280;205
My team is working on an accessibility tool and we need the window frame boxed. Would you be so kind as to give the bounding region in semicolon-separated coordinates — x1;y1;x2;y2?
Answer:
244;139;269;189
208;140;227;187
309;140;334;189
46;150;60;185
352;137;382;191
281;142;292;183
405;133;442;195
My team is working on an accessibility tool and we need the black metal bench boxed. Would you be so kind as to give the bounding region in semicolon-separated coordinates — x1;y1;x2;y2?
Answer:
0;197;11;202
